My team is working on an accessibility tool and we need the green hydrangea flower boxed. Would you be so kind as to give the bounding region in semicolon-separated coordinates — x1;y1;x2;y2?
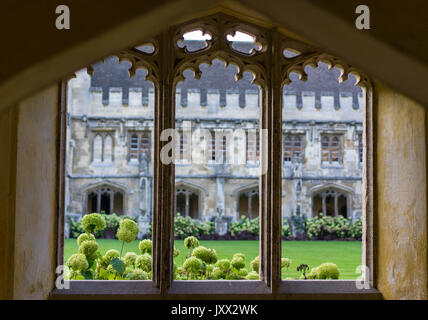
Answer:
183;256;203;275
184;236;199;249
129;268;149;280
67;253;89;271
138;239;152;254
124;252;137;267
315;262;340;279
233;253;246;261
174;246;180;257
215;259;231;272
191;246;218;265
250;256;259;272
205;264;214;273
281;258;292;269
231;256;245;270
78;240;98;256
81;213;106;234
135;253;152;272
238;268;249;277
106;264;115;273
246;271;259;280
213;267;225;280
177;266;186;275
77;233;95;246
100;249;120;267
117;218;139;243
307;267;318;279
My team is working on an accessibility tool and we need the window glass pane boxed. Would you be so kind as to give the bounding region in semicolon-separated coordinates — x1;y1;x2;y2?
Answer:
64;56;154;281
174;55;261;281
93;135;103;162
130;134;139;160
282;62;363;281
104;135;113;163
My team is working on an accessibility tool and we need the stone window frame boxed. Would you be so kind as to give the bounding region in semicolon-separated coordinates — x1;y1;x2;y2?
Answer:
85;184;126;216
283;133;305;163
357;131;363;165
321;133;344;165
246;129;260;165
54;12;377;299
90;129;115;164
128;130;152;163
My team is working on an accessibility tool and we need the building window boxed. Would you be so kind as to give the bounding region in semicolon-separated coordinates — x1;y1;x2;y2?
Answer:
238;187;259;219
86;185;124;215
175;130;189;163
246;130;259;163
92;133;114;163
60;11;373;296
358;133;363;163
93;135;103;162
283;134;303;162
209;130;216;161
129;131;151;161
321;135;342;164
175;187;200;219
312;189;349;218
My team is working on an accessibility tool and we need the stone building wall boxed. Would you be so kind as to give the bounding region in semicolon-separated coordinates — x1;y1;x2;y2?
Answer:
65;54;363;234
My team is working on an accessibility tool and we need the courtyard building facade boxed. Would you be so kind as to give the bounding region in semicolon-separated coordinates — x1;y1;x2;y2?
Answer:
65;47;363;236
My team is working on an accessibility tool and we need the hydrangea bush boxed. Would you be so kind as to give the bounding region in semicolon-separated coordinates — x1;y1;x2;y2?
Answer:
65;213;343;281
306;214;361;240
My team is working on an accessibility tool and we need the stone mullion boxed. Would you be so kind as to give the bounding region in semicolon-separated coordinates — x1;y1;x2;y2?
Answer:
159;29;175;292
270;29;283;292
259;67;270;287
151;37;162;289
362;85;374;287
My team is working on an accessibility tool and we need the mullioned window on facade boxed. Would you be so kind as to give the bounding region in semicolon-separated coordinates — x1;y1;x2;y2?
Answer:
321;135;342;164
93;133;113;163
129;131;151;161
283;134;303;162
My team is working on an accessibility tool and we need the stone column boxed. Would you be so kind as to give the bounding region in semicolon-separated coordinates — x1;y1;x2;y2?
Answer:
322;194;326;216
185;192;190;217
216;177;225;216
248;193;252;219
110;191;114;214
334;194;338;217
97;190;101;213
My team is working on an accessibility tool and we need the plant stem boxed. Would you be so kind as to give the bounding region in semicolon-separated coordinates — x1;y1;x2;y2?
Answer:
114;240;125;280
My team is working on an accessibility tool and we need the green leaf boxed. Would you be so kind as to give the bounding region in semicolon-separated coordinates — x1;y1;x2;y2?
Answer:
110;257;126;274
80;270;93;280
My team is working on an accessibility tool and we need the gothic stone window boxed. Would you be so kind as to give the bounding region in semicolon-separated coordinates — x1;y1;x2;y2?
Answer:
283;134;304;162
174;129;190;163
312;189;349;218
58;11;374;298
246;130;260;163
92;132;114;163
175;187;200;219
321;134;342;164
86;185;124;215
129;131;151;161
358;132;363;164
238;187;259;219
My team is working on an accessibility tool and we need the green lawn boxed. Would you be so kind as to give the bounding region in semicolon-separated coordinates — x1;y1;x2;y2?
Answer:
64;239;362;279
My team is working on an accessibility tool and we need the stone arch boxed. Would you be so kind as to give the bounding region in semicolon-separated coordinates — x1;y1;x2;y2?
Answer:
175;180;205;219
308;183;354;218
233;183;259;219
80;180;127;216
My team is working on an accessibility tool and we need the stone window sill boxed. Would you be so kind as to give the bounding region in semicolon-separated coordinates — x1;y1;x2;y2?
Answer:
49;280;382;300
